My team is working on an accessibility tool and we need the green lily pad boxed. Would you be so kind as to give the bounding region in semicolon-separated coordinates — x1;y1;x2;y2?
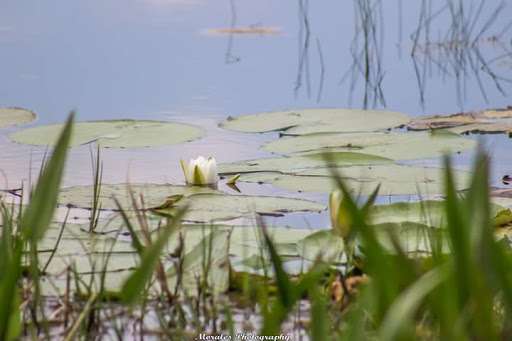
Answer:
166;230;231;295
218;151;392;175
297;230;346;262
40;270;135;296
9;119;204;148
297;222;448;262
219;108;410;134
0;107;37;128
262;132;477;159
38;220;319;294
58;183;326;223
237;164;472;195
58;183;217;210
368;200;506;227
156;193;326;222
230;225;315;259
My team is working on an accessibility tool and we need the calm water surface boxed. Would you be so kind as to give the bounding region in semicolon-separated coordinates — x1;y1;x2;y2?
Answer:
0;0;511;228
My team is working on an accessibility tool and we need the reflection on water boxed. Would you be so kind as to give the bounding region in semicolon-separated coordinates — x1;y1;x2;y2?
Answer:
410;0;511;110
341;0;386;109
0;0;511;228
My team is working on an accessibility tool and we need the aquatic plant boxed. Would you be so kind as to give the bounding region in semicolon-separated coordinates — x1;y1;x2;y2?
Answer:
181;156;218;185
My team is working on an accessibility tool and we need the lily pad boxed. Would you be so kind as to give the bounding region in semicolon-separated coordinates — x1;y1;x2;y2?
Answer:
9;119;204;148
229;225;315;260
38;220;319;294
219;108;410;135
297;230;346;262
58;183;217;210
237;164;473;195
297;223;448;262
218;151;392;175
448;123;512;135
58;183;326;223
368;200;506;227
262;132;477;159
165;225;316;261
0;107;37;128
491;197;512;208
166;230;231;295
40;270;135;296
156;193;326;223
407;107;512;134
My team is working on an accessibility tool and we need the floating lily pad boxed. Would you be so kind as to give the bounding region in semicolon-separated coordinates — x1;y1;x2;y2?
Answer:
166;230;231;295
220;108;410;135
218;151;392;175
164;225;315;262
407;108;512;134
262;132;477;159
407;114;483;131
297;230;346;262
38;220;320;294
448;123;512;135
297;223;448;262
40;270;135;296
0;107;37;128
58;183;217;210
368;200;506;227
9;119;204;148
156;193;326;222
58;183;325;223
491;197;512;208
237;164;473;195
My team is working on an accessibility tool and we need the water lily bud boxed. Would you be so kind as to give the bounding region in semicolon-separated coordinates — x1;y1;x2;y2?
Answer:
181;156;218;185
329;189;351;238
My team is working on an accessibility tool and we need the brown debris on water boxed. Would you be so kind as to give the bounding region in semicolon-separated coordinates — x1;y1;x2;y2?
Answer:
203;26;281;36
407;106;512;135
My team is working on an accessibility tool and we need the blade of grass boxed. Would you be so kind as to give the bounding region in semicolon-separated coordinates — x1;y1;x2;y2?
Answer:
121;206;187;305
20;113;74;241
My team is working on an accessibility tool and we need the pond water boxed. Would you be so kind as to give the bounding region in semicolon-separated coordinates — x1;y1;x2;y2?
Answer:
0;0;511;229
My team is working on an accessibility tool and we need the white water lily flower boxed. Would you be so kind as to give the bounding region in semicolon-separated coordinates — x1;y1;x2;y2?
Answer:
329;189;351;238
181;156;218;185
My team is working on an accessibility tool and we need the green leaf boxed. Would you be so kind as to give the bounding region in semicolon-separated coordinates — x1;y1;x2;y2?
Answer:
262;132;477;159
20;113;74;241
226;174;241;185
10;119;204;148
121;206;187;305
218;151;392;175
219;108;410;134
240;164;473;196
166;229;231;295
150;195;184;210
379;266;447;341
59;183;218;210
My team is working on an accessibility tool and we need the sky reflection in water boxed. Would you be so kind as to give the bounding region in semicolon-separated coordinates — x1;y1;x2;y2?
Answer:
0;0;511;228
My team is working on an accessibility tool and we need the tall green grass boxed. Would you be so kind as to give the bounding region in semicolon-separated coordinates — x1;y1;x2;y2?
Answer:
0;113;73;340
